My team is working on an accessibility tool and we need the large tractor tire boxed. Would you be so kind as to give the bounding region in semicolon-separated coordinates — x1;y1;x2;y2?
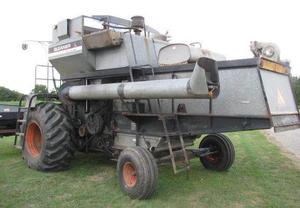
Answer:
22;102;75;171
199;134;235;171
117;146;158;199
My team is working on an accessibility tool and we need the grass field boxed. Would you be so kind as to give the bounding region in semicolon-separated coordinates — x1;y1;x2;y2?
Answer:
0;131;299;208
0;101;19;105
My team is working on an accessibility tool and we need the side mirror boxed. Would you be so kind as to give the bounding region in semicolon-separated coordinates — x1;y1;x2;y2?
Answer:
22;43;28;50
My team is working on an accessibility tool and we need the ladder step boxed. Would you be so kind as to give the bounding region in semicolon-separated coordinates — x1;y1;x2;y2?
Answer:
15;132;24;136
17;119;26;123
160;113;190;174
175;166;190;174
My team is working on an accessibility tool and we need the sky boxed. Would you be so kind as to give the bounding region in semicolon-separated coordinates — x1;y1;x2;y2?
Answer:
0;0;299;93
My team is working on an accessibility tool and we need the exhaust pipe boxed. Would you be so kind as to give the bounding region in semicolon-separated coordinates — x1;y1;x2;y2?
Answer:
67;57;219;100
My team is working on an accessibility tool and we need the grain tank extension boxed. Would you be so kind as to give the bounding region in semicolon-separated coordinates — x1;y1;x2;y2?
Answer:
12;15;299;199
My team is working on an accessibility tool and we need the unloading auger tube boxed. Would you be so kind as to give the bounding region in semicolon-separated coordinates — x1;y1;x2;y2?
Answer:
66;57;219;100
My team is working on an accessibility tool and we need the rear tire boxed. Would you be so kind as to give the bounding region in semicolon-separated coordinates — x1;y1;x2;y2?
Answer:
199;134;235;171
22;102;75;171
117;146;158;199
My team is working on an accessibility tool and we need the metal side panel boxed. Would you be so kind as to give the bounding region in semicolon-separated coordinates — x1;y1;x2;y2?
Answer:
49;38;96;76
0;105;19;136
163;67;269;117
260;69;300;132
212;67;268;116
95;34;165;70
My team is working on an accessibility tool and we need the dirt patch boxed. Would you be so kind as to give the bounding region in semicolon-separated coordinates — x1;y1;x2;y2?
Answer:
87;174;105;182
261;130;300;170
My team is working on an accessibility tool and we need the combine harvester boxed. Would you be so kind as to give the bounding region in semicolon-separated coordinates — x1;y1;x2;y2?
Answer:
1;15;299;199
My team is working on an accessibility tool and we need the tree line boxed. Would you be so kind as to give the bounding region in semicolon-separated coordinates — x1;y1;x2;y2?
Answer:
0;85;49;101
0;86;23;101
291;76;300;106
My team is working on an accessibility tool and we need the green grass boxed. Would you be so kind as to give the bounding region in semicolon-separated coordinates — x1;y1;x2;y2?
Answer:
0;131;299;208
0;100;60;107
0;101;19;105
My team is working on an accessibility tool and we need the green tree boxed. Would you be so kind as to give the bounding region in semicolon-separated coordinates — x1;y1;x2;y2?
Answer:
0;86;23;101
32;84;48;94
291;76;300;106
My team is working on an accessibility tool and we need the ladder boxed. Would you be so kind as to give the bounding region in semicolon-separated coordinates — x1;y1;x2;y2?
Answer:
14;95;30;149
14;94;43;149
129;65;154;113
127;65;190;174
159;114;190;174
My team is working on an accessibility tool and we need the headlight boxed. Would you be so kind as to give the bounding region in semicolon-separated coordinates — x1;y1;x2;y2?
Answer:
263;46;275;57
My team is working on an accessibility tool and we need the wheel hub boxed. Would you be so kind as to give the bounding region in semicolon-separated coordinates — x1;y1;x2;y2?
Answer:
25;121;43;157
204;145;221;164
123;162;137;188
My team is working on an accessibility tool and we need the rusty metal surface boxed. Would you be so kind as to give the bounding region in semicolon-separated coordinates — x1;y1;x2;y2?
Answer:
259;58;288;74
83;30;122;50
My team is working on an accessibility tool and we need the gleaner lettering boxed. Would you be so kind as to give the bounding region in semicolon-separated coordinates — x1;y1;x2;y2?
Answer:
53;43;71;52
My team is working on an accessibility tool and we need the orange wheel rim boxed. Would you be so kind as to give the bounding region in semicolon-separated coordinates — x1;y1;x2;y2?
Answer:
205;154;220;164
25;121;43;157
123;162;137;188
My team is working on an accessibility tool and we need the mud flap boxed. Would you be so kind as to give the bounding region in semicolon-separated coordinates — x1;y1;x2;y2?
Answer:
259;67;300;132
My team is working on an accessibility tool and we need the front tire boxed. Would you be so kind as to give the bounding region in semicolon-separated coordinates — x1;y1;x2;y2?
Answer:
199;134;235;171
23;102;75;171
117;146;158;199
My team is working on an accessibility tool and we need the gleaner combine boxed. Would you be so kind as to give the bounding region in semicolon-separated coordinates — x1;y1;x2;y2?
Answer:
1;15;299;199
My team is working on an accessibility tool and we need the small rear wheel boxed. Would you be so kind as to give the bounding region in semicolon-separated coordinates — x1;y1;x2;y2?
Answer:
199;134;235;171
117;146;158;199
